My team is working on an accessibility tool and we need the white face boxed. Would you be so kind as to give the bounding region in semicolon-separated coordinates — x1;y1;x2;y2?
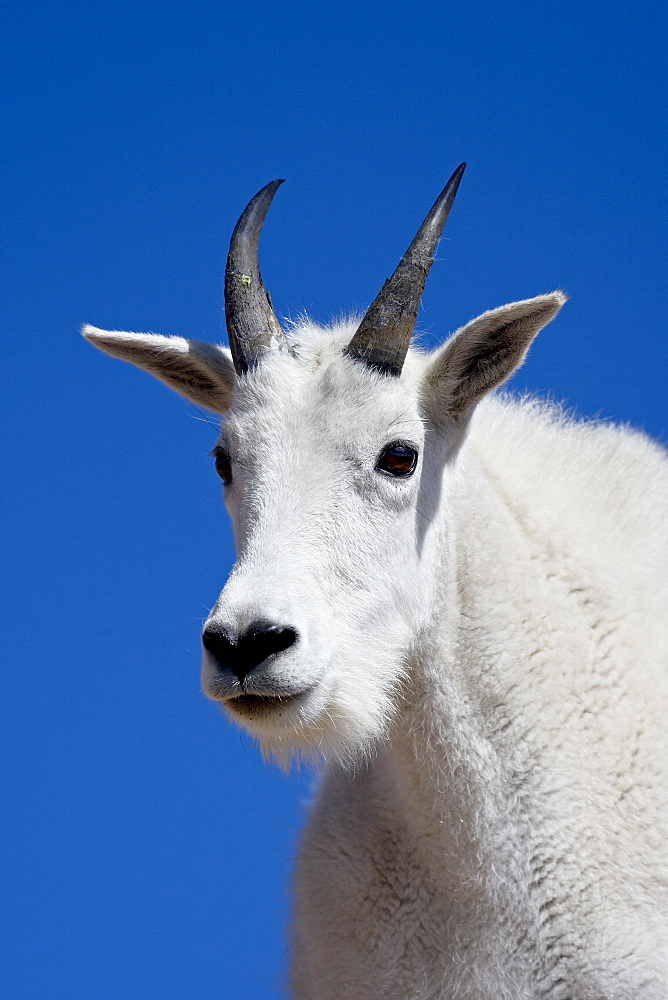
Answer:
84;290;562;765
201;341;445;765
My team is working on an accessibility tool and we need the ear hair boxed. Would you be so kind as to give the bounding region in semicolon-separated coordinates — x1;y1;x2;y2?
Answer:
424;292;566;420
82;326;236;413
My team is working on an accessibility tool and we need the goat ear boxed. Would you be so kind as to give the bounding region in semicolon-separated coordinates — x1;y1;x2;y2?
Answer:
423;292;566;420
82;326;236;413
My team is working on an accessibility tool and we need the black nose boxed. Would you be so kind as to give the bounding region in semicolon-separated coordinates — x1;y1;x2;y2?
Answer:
202;621;299;681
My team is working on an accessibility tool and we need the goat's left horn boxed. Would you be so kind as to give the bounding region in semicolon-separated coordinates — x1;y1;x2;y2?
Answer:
225;179;290;375
345;163;466;376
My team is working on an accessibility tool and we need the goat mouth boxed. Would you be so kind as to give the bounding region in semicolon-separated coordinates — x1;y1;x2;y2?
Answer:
225;690;308;717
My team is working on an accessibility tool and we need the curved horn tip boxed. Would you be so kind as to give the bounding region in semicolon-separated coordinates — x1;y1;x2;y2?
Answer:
230;179;286;239
256;177;286;199
449;161;466;189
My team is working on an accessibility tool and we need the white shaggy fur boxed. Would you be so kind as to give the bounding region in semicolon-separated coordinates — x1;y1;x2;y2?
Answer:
84;296;668;998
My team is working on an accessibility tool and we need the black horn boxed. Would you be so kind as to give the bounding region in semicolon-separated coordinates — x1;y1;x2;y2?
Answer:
345;163;466;376
225;179;290;375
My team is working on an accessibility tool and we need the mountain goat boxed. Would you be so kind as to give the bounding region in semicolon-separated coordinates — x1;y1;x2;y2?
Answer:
84;165;667;999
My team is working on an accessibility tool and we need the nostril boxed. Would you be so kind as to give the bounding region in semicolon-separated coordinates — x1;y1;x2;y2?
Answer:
202;624;238;671
241;623;299;672
202;620;299;680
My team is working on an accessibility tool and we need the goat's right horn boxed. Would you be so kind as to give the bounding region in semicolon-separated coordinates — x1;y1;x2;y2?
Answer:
345;163;466;377
225;179;290;375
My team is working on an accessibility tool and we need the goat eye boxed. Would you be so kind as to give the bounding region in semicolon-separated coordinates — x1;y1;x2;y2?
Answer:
214;450;232;485
376;443;418;478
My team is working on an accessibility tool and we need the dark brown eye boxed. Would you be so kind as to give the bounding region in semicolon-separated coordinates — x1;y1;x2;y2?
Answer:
376;443;418;478
213;449;232;485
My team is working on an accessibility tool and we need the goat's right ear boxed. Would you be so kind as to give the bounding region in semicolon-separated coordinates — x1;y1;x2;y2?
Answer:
82;326;236;414
422;292;566;422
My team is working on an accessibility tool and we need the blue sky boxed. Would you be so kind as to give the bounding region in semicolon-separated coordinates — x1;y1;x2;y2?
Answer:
2;2;665;997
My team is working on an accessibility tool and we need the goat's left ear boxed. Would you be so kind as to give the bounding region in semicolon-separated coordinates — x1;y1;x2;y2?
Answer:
82;326;236;413
423;292;566;420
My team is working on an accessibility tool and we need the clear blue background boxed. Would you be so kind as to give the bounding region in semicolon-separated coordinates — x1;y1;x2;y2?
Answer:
2;1;665;997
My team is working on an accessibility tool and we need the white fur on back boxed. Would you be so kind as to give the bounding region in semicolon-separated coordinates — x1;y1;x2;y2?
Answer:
470;393;667;599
